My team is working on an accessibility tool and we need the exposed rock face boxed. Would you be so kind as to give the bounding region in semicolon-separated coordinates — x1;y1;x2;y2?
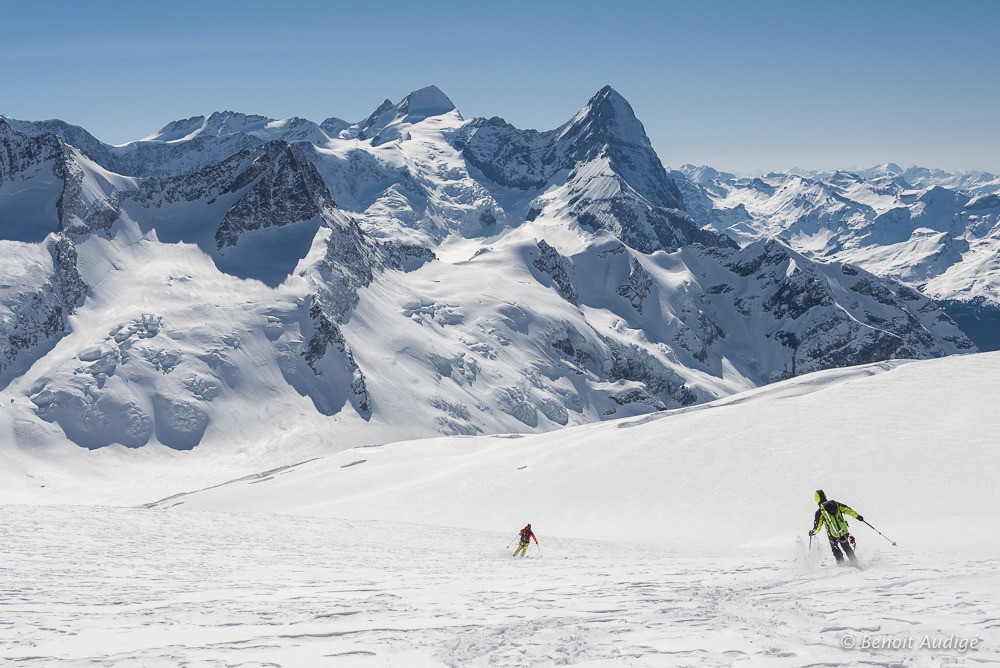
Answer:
616;257;654;315
296;211;384;418
214;142;333;249
1;121;66;241
3;117;117;168
1;119;62;183
0;236;87;386
536;235;972;405
705;239;974;381
132;141;332;233
532;240;578;305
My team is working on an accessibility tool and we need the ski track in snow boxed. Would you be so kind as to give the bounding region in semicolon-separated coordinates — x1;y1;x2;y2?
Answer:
1;506;997;667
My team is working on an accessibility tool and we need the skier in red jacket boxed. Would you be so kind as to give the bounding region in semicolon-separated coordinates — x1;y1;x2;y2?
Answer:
512;523;538;558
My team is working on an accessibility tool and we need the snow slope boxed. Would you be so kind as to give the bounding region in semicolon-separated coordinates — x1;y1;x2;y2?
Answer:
2;354;998;666
143;352;998;550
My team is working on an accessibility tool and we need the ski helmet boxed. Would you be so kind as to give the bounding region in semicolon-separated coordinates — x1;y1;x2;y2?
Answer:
814;490;827;504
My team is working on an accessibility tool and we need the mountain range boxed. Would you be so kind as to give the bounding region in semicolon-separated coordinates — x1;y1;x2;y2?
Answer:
0;86;981;455
678;163;1000;349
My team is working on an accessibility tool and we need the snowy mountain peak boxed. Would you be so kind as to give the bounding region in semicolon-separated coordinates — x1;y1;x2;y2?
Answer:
857;163;905;180
679;164;737;186
588;84;629;110
145;111;273;143
828;170;863;184
690;158;1000;348
203;110;270;138
357;86;460;144
553;86;704;224
144;114;208;142
563;85;645;143
1;115;41;135
319;116;350;135
553;87;664;175
0;116;112;163
361;86;458;128
398;85;457;119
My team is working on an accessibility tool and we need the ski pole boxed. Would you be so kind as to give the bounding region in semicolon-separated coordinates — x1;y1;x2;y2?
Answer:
808;534;813;551
862;519;897;546
536;543;543;558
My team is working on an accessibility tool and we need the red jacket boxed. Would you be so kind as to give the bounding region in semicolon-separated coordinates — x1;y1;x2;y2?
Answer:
519;526;537;543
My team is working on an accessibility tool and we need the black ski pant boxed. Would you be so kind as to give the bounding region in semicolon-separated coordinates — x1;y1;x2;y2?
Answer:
828;535;856;564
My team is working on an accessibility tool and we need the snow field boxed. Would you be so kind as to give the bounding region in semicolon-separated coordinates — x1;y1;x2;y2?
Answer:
1;505;997;667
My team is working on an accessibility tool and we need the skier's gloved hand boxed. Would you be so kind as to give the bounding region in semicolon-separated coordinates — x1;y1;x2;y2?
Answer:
856;515;864;522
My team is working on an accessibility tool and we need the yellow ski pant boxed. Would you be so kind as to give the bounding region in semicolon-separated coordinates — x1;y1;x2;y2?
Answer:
513;541;530;557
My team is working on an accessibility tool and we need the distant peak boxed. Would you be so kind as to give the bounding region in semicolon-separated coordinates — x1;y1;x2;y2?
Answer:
679;164;737;185
320;116;350;138
591;84;625;103
369;99;395;118
829;170;863;184
589;85;634;112
399;85;457;117
205;110;268;123
560;85;646;148
358;86;460;140
203;111;271;134
573;85;640;127
148;114;206;140
146;110;272;142
871;162;904;175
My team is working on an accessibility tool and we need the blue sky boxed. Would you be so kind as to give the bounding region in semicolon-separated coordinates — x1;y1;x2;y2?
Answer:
3;1;998;173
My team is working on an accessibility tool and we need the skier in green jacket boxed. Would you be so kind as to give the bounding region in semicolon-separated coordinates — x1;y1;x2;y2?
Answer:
809;489;863;566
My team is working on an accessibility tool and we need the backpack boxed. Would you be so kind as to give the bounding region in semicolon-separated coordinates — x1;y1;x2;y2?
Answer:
820;500;850;538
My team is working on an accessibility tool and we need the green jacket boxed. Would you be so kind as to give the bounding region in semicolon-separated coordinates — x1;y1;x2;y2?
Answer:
810;500;859;539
